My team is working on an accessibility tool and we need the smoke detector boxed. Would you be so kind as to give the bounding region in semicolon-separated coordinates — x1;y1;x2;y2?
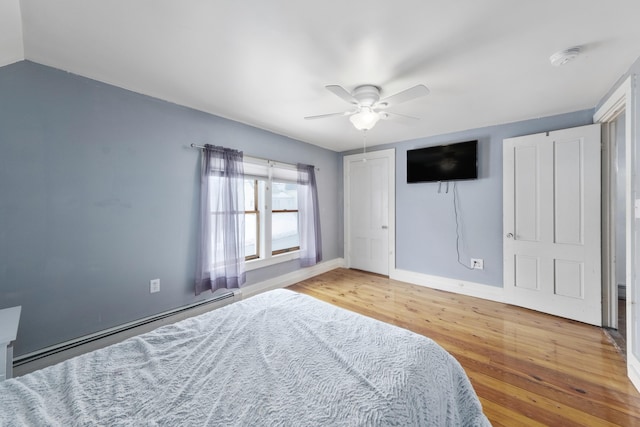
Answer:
549;47;582;67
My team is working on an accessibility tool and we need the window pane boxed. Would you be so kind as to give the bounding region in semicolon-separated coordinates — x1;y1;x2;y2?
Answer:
272;212;299;252
244;179;256;210
245;213;258;258
272;182;297;210
244;179;259;259
272;181;299;253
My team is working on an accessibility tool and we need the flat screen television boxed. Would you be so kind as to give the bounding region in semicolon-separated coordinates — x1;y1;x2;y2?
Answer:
407;140;478;183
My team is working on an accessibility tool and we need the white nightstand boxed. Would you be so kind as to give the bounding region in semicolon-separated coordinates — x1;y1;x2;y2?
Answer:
0;306;21;381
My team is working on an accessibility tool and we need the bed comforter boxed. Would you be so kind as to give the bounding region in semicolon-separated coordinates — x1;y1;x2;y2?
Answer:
0;289;490;426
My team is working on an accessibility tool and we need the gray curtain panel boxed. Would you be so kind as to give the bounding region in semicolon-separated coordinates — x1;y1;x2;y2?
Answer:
297;164;322;267
195;145;246;295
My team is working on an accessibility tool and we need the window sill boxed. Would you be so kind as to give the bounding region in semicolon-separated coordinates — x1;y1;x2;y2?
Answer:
246;251;300;271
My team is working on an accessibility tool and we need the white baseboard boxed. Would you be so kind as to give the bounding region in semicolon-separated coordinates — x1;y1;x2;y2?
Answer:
629;359;640;395
241;257;346;298
390;268;506;303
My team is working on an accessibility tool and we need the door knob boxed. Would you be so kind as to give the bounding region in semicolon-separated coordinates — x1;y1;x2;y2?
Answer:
382;225;388;229
506;233;514;239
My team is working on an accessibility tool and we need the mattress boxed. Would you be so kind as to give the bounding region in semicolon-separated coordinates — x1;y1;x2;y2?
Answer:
0;289;490;426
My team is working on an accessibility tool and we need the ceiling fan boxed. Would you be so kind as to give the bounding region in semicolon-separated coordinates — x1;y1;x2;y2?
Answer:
304;84;430;131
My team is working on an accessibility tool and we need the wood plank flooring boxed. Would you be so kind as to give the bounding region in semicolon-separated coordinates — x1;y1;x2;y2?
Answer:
288;268;640;426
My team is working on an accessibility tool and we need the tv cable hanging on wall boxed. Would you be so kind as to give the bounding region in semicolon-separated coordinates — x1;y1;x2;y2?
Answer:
451;182;475;270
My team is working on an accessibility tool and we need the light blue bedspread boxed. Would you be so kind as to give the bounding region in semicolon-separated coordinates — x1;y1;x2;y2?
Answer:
0;289;491;426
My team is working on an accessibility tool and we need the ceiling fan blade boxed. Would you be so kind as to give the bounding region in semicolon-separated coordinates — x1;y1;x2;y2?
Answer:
325;85;357;104
378;84;430;107
378;111;420;123
304;111;353;120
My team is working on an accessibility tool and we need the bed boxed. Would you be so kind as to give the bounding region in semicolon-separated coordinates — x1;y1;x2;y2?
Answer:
0;289;490;426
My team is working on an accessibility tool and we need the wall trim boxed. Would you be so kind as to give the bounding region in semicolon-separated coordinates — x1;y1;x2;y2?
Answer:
630;360;640;394
594;74;639;394
241;257;346;298
594;77;631;123
390;268;506;303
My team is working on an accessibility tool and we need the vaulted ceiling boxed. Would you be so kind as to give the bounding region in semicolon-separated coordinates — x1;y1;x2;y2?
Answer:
2;0;640;151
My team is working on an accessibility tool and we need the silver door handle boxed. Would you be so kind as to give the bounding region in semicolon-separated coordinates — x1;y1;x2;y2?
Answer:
506;233;514;239
382;225;388;229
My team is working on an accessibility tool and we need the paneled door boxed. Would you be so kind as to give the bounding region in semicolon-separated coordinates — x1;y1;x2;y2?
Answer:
503;124;602;326
344;149;395;276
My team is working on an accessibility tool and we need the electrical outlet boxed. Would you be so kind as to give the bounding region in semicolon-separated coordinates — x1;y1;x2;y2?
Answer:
150;278;160;293
471;259;484;270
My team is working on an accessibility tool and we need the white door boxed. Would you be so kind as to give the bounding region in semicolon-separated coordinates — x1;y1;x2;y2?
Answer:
503;124;602;326
344;149;395;275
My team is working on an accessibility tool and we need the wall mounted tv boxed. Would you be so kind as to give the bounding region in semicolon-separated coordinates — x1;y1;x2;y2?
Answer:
407;140;478;183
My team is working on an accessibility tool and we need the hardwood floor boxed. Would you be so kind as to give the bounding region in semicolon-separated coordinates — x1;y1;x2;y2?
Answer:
288;268;640;426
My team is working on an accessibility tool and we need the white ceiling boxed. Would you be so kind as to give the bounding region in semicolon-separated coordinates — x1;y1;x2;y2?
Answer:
3;0;640;152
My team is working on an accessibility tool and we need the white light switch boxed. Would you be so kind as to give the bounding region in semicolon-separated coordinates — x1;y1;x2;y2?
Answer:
150;279;160;293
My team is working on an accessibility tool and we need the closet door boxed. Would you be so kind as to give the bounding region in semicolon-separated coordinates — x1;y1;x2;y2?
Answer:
344;149;395;276
503;124;601;326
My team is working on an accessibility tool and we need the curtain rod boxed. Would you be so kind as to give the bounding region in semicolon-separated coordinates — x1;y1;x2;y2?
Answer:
189;143;319;171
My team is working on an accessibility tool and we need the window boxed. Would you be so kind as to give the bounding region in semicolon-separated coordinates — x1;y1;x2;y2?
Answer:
271;181;299;254
243;158;300;268
244;179;260;260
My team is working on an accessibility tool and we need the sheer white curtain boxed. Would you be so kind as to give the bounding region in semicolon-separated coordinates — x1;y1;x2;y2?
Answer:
195;145;246;296
297;164;322;267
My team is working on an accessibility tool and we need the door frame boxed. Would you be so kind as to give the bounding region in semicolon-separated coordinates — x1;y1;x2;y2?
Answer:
343;149;396;274
600;115;623;328
594;76;639;391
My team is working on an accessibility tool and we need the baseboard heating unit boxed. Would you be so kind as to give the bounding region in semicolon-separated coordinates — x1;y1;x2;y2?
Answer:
13;289;241;377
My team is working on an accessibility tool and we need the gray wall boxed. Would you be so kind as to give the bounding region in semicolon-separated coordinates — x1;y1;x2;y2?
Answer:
343;109;594;287
0;61;341;356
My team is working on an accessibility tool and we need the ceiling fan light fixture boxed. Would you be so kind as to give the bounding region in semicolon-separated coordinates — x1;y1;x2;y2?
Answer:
306;83;429;130
350;107;380;131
